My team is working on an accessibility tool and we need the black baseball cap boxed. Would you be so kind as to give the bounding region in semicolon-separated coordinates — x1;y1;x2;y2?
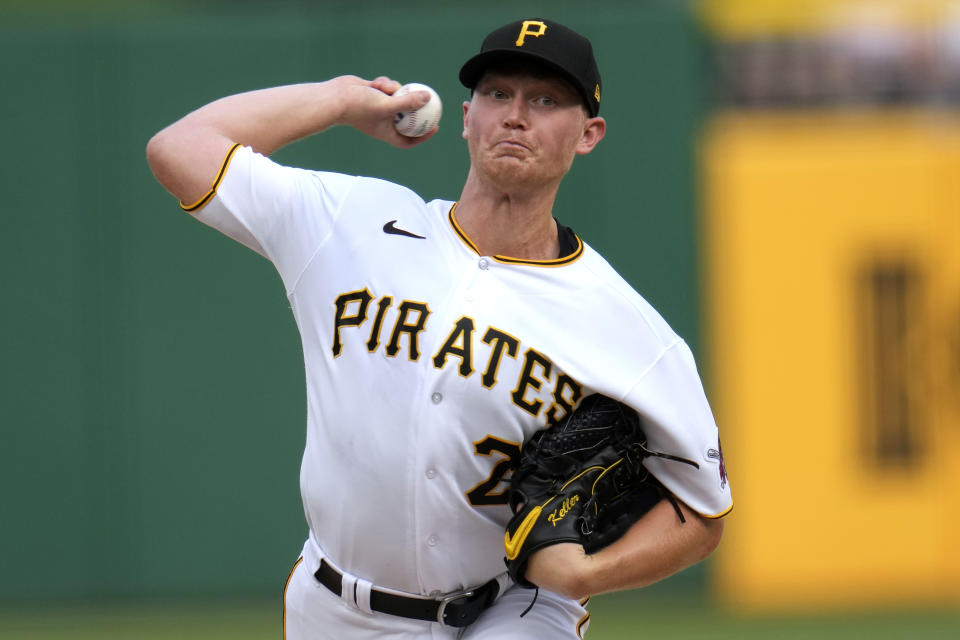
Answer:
459;19;602;117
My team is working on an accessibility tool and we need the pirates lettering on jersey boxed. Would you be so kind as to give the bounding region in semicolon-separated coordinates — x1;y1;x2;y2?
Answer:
545;373;581;426
480;328;520;389
512;348;552;416
366;296;393;352
433;316;475;377
333;289;582;424
385;300;431;360
332;289;373;357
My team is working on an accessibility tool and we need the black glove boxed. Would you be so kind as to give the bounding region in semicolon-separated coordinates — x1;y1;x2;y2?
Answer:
503;394;696;588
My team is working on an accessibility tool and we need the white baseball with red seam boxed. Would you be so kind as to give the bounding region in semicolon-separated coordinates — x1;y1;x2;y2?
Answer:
393;83;442;137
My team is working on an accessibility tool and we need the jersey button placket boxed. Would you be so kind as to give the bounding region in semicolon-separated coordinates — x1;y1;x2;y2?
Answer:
466;258;491;303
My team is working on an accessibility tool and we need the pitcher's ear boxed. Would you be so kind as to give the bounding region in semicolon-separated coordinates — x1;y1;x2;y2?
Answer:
462;101;472;140
576;116;606;155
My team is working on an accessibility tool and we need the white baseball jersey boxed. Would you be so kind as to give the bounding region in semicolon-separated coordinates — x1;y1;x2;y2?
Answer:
186;144;732;597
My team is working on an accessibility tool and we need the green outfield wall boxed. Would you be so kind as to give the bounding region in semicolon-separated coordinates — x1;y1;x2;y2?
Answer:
0;0;709;600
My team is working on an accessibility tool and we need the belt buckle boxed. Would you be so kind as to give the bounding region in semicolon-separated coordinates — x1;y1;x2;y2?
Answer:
436;589;475;626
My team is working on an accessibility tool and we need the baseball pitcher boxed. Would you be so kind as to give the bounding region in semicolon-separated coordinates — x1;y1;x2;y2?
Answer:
146;18;732;639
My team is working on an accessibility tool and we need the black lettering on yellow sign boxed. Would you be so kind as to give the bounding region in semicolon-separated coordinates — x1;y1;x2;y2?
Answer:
857;261;926;466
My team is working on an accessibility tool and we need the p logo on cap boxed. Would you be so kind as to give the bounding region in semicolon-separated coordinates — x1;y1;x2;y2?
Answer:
459;18;603;117
515;20;547;47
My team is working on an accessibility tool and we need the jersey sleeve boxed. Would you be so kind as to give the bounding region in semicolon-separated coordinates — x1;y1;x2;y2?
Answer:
622;340;733;518
182;144;360;292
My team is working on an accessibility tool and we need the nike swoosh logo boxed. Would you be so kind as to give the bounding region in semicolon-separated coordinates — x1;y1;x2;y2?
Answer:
504;505;543;560
383;220;426;239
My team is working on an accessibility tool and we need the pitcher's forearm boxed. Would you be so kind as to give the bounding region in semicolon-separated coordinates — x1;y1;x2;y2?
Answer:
524;500;724;599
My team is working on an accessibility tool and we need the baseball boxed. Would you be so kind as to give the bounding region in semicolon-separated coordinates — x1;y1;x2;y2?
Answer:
393;83;442;137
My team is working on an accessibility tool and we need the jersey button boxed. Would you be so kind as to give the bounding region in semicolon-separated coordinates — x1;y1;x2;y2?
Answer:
426;468;437;479
427;535;438;547
431;392;443;404
478;258;490;270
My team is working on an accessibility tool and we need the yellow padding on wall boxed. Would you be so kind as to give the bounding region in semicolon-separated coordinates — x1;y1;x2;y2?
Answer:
701;109;960;612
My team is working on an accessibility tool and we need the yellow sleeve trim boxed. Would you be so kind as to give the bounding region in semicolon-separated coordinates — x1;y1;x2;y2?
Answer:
180;143;242;212
702;501;734;519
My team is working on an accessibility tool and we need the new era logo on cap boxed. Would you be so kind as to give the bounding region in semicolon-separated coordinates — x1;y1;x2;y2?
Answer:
459;18;603;117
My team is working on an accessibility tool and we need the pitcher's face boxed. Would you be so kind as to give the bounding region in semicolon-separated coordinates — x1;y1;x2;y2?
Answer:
463;71;603;192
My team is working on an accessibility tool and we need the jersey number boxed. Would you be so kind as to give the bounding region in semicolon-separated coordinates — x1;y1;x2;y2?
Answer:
466;436;521;506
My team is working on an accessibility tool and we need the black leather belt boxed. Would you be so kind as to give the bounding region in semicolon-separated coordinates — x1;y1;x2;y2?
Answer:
314;559;500;627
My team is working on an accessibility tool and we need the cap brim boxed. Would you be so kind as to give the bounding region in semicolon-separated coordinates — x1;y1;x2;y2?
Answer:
458;49;596;116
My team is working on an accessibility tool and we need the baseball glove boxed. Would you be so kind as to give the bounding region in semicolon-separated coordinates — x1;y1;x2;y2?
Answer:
503;394;698;588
